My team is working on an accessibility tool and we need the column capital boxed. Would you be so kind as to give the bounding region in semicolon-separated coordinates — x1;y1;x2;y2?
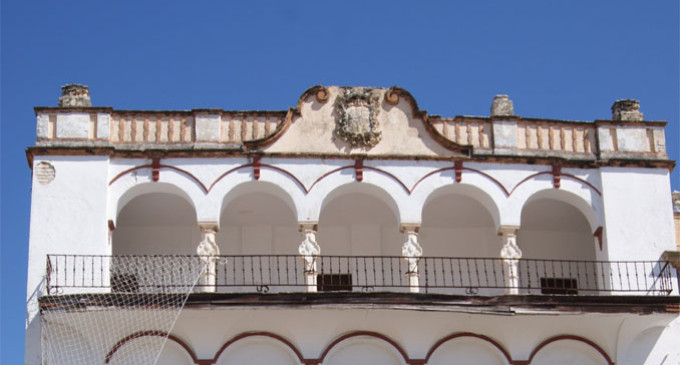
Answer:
299;222;318;232
198;221;219;233
399;224;420;234
498;225;519;236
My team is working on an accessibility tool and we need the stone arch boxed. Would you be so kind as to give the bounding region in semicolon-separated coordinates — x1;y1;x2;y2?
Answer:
425;333;512;365
518;189;599;260
528;336;613;365
109;175;202;227
320;182;400;225
410;166;509;226
422;184;501;232
112;183;200;255
213;332;304;365
419;185;501;275
217;181;299;255
317;182;402;256
515;189;601;293
307;169;407;224
505;176;602;230
318;331;409;365
106;332;197;365
207;162;306;223
219;181;299;224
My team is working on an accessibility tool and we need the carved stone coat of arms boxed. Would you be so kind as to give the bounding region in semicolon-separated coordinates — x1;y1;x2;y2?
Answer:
334;87;382;147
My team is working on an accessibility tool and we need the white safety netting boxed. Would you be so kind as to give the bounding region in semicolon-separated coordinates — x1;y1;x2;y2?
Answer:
41;255;208;365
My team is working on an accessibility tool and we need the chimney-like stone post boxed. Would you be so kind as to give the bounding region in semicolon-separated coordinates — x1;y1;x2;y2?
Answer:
491;94;514;117
611;99;643;122
58;84;92;107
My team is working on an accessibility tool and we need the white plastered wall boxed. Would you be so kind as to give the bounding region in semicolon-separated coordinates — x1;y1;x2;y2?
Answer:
25;155;111;364
599;167;676;260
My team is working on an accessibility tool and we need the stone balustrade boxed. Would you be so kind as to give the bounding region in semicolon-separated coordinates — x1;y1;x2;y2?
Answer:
32;85;669;163
34;107;668;161
36;109;287;146
516;120;594;155
429;118;492;150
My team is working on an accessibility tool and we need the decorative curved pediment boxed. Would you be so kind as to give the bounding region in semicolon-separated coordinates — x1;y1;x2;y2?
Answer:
259;85;473;158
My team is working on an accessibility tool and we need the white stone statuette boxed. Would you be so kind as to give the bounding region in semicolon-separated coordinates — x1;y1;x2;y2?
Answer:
500;235;522;260
196;224;220;292
197;225;220;257
298;224;320;292
298;225;320;272
401;230;423;273
401;226;423;293
499;227;522;295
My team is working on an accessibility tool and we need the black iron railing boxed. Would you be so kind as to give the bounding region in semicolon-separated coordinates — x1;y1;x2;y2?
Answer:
45;254;676;296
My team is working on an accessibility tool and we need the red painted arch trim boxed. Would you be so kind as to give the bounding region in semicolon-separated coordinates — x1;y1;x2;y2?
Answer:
161;165;209;193
308;166;352;192
424;332;513;364
211;331;306;364
261;164;309;194
363;166;411;193
108;164;209;193
208;163;309;193
207;164;250;191
105;330;204;364
308;165;411;194
316;331;411;364
525;335;615;365
562;173;602;195
509;171;602;196
109;164;152;185
410;166;510;196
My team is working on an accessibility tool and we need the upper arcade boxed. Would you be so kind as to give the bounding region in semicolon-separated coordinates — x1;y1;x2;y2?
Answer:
28;84;672;170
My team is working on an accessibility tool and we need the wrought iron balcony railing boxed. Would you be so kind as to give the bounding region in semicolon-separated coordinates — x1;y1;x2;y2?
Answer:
45;254;675;296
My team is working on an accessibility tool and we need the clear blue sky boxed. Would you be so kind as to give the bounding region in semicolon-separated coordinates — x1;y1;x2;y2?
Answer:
1;1;678;363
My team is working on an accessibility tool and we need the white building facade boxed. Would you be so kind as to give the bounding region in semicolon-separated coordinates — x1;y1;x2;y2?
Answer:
26;85;679;364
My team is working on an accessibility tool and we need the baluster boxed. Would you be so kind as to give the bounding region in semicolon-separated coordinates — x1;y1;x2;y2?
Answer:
617;262;623;293
625;262;631;293
423;258;428;292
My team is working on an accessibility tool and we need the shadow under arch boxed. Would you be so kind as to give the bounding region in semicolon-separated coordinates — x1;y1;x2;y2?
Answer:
218;180;300;256
422;184;501;231
526;335;614;365
112;182;198;226
521;188;600;234
219;180;299;225
320;182;401;226
317;331;410;365
113;182;201;255
424;332;513;364
518;188;600;263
